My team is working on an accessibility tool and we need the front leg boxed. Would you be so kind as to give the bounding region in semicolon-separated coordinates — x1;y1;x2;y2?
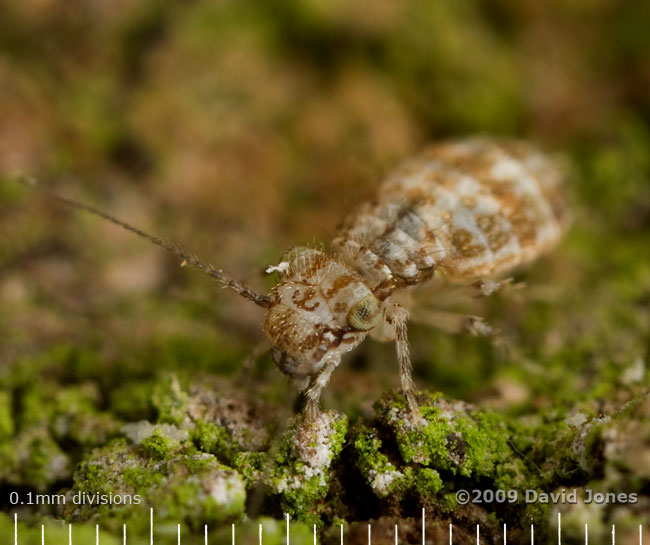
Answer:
303;354;341;421
385;303;421;423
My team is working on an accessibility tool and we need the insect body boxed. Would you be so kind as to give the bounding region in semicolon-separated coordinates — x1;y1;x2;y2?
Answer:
264;138;567;419
27;138;567;421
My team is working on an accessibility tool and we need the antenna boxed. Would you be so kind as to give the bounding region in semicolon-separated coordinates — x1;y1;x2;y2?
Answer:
19;176;272;309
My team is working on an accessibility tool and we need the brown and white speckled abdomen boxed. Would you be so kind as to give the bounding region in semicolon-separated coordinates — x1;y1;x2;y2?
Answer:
333;138;568;296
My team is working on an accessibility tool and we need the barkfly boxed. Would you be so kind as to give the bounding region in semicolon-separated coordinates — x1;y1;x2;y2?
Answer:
21;138;568;423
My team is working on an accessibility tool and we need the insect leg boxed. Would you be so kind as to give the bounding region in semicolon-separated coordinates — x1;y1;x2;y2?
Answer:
385;303;421;422
304;354;341;420
410;308;493;337
470;277;515;298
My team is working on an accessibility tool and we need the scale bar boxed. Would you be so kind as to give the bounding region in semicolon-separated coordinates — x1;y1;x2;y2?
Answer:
422;508;425;545
10;509;648;545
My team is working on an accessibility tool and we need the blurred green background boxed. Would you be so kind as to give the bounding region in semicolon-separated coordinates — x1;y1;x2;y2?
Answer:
1;0;649;540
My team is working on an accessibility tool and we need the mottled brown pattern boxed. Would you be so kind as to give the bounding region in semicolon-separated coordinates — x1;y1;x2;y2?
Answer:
291;285;320;311
509;196;541;248
475;214;512;252
450;228;486;258
324;273;357;298
335;138;566;282
299;333;320;351
425;141;494;180
425;166;460;190
333;301;347;313
265;305;297;347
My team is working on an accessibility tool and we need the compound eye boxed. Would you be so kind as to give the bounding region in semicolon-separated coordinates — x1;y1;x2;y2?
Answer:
346;295;381;331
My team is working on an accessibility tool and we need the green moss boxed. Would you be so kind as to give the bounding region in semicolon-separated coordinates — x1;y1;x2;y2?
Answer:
235;411;348;525
50;384;120;446
151;375;190;425
4;0;650;539
375;391;516;479
0;443;16;482
108;380;154;421
141;428;181;460
0;390;14;439
352;425;413;498
15;431;70;491
414;467;443;497
20;384;56;429
190;419;239;462
69;438;246;530
233;451;266;482
454;411;511;477
122;465;165;490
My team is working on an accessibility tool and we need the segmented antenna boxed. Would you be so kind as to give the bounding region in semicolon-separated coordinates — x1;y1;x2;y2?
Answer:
20;177;272;309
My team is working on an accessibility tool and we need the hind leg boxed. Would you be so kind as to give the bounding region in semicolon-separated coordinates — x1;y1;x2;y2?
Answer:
410;308;493;337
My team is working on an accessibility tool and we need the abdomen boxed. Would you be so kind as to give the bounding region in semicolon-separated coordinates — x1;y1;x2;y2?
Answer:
333;138;568;292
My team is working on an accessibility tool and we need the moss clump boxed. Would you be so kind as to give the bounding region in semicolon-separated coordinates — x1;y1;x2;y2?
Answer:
374;391;514;479
12;431;70;492
352;425;414;498
414;467;444;497
0;390;16;480
190;419;240;463
235;411;348;525
0;390;14;439
50;384;120;446
108;380;155;421
151;375;190;426
141;428;181;459
67;437;246;532
0;363;123;491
